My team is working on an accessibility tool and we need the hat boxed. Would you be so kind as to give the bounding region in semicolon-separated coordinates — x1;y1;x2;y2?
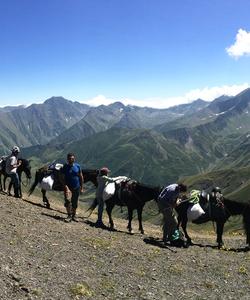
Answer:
100;167;110;174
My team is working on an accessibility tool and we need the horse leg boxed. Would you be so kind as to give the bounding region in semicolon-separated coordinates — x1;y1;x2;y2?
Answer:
3;175;7;192
0;174;2;191
137;206;144;234
216;221;225;248
180;216;193;245
243;209;250;249
18;173;22;198
106;202;115;230
42;189;50;209
127;207;133;233
8;181;13;196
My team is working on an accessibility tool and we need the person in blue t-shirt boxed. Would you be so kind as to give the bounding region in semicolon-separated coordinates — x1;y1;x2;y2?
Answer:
61;153;83;222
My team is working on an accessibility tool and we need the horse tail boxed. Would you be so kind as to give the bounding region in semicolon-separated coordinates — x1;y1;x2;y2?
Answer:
85;198;98;217
243;203;250;245
28;170;40;196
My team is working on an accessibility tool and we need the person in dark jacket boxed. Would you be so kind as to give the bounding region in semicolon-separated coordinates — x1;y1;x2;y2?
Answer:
157;183;187;245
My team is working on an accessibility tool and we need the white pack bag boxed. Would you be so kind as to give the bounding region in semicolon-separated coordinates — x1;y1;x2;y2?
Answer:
187;203;205;221
103;176;129;201
103;182;116;201
39;175;54;191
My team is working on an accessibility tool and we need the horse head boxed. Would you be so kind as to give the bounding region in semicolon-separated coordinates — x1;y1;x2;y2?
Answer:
133;182;161;202
18;158;32;179
82;169;99;187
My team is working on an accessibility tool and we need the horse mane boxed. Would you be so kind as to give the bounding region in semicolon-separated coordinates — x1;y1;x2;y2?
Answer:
223;197;250;215
136;181;161;191
82;168;99;173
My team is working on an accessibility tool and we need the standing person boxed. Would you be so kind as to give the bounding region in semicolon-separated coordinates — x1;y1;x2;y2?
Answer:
157;183;187;245
5;146;22;198
95;167;115;228
61;153;83;222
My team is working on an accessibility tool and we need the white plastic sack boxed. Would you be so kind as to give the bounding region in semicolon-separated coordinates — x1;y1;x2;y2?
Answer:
187;203;205;221
112;176;129;184
39;175;54;191
103;182;116;201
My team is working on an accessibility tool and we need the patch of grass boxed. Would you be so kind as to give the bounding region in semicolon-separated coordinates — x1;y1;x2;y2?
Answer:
69;282;94;298
31;288;43;296
99;278;116;294
82;237;111;249
167;264;183;274
204;281;215;289
134;267;146;277
238;265;248;275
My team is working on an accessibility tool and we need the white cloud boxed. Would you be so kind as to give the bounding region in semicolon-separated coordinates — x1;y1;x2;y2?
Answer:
82;83;249;109
226;29;250;58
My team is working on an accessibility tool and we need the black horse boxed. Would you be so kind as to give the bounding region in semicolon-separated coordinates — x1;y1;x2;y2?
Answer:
176;191;250;249
0;158;32;198
28;166;98;209
89;181;161;234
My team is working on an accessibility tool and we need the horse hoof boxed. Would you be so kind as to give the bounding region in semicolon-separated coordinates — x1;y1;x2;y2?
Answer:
109;226;115;231
217;243;224;249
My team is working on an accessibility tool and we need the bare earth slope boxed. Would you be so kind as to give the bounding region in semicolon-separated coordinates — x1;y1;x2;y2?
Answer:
0;192;249;300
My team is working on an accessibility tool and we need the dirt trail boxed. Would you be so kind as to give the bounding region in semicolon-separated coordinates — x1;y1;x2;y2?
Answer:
0;192;249;299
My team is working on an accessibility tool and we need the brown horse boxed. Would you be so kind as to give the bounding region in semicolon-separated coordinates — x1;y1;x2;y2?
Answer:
176;191;250;249
0;158;32;198
28;167;98;209
89;181;161;234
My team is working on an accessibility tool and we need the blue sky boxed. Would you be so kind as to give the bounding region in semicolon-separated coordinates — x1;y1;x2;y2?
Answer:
0;0;250;108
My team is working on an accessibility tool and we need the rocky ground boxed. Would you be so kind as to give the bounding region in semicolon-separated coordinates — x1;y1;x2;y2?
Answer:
0;191;249;300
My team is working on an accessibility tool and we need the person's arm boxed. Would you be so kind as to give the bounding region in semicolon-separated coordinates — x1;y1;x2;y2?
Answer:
78;167;84;193
10;157;22;170
103;175;115;183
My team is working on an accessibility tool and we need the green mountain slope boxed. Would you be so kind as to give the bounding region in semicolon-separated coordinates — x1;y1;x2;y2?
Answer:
23;128;208;186
181;166;250;204
0;97;90;153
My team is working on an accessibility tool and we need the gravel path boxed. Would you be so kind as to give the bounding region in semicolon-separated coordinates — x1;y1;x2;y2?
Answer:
0;192;249;299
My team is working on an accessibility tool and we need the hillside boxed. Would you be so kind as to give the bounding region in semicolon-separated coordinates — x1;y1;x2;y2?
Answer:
0;97;90;153
0;97;208;153
181;166;250;204
0;192;249;300
23;128;207;186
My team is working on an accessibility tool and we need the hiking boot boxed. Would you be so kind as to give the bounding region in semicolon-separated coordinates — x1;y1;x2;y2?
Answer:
64;215;72;223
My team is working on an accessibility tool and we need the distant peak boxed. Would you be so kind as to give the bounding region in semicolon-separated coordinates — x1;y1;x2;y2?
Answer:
237;87;250;97
108;101;125;109
44;96;70;104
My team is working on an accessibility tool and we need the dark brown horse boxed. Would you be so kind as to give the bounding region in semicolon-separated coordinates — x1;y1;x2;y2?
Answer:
176;191;250;249
0;158;32;198
89;181;161;234
28;167;98;209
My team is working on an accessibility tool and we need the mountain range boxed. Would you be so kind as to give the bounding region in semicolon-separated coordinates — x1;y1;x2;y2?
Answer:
1;89;250;202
